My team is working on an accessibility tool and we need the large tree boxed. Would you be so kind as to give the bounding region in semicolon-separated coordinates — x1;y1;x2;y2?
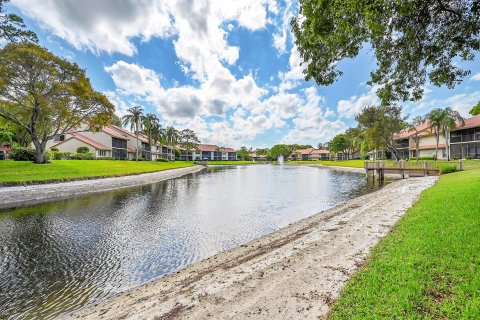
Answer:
355;105;406;161
0;42;114;163
178;128;200;159
122;106;144;161
292;0;480;105
267;144;292;160
328;134;348;159
0;0;37;43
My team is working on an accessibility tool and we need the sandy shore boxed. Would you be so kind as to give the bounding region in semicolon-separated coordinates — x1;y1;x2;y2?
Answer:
0;165;204;209
70;176;437;320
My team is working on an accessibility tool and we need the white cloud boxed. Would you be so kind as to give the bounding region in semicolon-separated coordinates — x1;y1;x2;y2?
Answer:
471;72;480;81
281;87;346;145
337;87;379;119
272;0;294;54
13;0;174;56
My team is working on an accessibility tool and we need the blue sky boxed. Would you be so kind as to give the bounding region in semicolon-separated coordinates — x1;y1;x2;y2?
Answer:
8;0;480;148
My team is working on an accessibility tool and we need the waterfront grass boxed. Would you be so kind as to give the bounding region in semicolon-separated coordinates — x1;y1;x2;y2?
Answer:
0;160;195;185
328;168;480;319
205;160;259;165
288;160;366;168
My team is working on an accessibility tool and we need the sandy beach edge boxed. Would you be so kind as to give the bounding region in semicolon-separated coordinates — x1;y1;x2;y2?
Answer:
0;165;205;210
70;175;438;320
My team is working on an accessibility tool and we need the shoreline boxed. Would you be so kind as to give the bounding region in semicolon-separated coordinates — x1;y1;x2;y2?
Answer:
72;175;437;320
0;165;205;210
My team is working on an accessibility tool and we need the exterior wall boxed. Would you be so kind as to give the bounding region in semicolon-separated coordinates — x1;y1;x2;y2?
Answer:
53;139;97;154
81;131;113;147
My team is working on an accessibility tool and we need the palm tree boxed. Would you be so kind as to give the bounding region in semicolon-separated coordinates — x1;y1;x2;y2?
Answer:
122;106;144;161
165;126;178;160
407;116;424;163
427;108;465;160
142;113;158;145
441;108;464;160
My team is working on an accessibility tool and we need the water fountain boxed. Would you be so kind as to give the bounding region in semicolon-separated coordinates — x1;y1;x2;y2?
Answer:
278;154;284;165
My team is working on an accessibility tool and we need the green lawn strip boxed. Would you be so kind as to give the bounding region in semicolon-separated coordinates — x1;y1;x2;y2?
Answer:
287;160;366;168
328;169;480;319
204;160;260;165
0;160;196;184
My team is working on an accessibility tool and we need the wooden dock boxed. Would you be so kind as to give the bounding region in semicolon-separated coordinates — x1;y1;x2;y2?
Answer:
364;160;463;180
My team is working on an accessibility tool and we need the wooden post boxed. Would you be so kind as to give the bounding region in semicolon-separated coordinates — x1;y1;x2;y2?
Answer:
459;159;463;171
423;161;429;176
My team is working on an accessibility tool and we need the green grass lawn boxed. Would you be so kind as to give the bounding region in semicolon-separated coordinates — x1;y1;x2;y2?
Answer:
204;160;260;165
328;168;480;319
288;160;366;168
0;160;195;185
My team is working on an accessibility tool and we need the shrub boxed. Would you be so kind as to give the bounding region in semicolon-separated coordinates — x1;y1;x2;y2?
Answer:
465;155;472;160
77;146;90;154
52;151;72;160
71;152;95;160
50;147;59;152
96;156;113;160
439;164;457;174
9;147;36;161
44;150;53;161
416;156;436;161
156;158;169;162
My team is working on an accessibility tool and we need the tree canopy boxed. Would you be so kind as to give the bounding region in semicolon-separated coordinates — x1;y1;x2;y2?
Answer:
292;0;480;105
470;101;480;116
355;105;406;160
0;0;37;43
0;42;114;163
328;134;347;154
267;144;292;159
178;128;200;153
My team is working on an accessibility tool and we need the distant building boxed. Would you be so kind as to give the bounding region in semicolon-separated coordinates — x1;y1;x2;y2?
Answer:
179;144;237;161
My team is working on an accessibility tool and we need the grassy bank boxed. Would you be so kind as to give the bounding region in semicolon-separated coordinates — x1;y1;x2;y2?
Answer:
329;168;480;319
288;160;366;168
0;160;195;185
205;160;260;165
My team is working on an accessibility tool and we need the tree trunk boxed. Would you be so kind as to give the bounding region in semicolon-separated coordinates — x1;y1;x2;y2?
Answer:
32;139;47;164
415;136;420;163
435;132;440;160
136;133;139;161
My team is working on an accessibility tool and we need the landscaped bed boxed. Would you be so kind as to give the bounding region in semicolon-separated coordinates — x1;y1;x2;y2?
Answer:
328;168;480;319
0;160;195;185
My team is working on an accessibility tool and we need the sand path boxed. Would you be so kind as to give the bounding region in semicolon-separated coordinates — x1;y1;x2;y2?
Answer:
71;176;437;320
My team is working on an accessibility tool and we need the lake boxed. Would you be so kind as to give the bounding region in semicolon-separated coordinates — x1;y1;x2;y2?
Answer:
0;164;380;319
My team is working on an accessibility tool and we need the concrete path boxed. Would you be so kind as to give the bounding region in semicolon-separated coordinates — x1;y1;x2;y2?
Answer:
0;165;204;209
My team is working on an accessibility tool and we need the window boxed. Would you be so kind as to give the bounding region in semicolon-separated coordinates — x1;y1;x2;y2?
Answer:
98;150;107;157
54;134;65;142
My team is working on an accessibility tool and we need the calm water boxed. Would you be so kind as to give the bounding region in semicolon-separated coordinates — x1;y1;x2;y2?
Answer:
0;165;380;319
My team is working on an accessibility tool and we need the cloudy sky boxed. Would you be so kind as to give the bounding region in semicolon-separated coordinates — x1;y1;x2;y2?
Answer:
8;0;480;148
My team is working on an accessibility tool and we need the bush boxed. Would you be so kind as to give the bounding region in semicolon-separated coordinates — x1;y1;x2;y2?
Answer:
77;146;90;154
9;147;36;161
52;151;72;160
439;164;457;174
416;156;436;161
50;147;59;152
71;152;95;160
96;156;113;160
44;150;53;161
465;155;472;160
156;158;169;162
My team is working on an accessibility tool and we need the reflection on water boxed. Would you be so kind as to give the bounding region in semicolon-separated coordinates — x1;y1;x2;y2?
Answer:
0;165;382;319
